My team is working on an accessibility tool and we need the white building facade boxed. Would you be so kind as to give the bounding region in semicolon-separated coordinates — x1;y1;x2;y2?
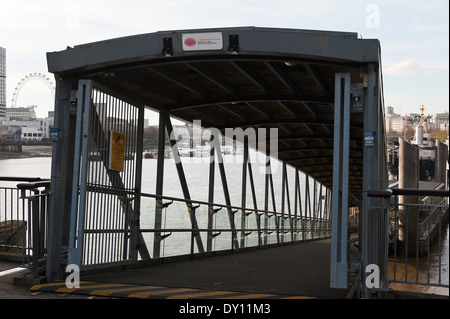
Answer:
385;106;449;133
0;117;54;141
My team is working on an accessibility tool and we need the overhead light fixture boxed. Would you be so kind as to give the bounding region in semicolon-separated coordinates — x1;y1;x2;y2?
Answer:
284;62;295;67
228;35;239;54
162;37;173;57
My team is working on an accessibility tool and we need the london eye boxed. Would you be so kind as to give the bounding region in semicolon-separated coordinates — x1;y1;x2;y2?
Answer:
11;72;55;108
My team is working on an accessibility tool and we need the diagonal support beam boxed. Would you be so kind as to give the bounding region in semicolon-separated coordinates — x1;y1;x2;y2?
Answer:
213;134;240;250
164;113;205;254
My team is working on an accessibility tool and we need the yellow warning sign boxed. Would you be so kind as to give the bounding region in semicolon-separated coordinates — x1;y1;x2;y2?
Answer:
109;131;125;171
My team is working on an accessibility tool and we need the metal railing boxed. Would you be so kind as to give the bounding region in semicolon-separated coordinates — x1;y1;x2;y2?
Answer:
0;177;50;277
368;187;449;291
78;187;332;268
2;176;332;275
138;192;331;259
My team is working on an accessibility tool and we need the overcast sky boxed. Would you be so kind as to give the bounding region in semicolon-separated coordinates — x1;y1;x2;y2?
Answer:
1;0;448;120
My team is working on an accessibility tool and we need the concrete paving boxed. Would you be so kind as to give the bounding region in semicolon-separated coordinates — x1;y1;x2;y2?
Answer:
0;260;102;299
1;238;351;299
83;238;351;299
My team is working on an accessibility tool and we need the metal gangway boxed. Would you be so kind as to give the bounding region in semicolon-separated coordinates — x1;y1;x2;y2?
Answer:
1;27;448;299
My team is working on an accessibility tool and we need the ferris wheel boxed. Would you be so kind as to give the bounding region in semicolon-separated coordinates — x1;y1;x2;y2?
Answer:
11;73;55;108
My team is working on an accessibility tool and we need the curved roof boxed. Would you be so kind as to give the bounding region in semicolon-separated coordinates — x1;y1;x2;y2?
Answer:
47;27;383;199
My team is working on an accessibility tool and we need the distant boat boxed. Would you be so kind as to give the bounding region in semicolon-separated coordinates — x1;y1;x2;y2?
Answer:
143;151;154;159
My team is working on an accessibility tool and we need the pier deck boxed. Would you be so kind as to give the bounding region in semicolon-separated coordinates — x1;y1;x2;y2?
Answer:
47;238;350;299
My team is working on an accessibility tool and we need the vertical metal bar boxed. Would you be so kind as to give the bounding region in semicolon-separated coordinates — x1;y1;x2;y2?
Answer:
153;111;166;258
284;164;293;242
46;77;78;281
325;188;330;237
130;104;144;260
330;73;351;289
281;162;286;243
68;80;92;268
426;205;431;284
207;133;215;252
190;206;196;257
361;64;384;297
438;206;442;285
264;156;270;245
96;90;105;264
404;204;409;282
312;179;317;240
392;198;398;282
268;157;279;244
416;207;420;282
240;139;248;248
318;184;323;238
294;169;299;241
77;81;93;266
119;97;127;261
31;191;39;278
67;82;85;255
305;174;310;239
97;91;108;264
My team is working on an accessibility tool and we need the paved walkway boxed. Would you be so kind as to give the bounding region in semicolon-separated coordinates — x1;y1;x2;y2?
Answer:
1;239;351;299
81;238;350;299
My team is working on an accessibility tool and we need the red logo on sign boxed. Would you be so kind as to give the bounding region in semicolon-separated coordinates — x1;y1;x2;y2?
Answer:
184;38;196;47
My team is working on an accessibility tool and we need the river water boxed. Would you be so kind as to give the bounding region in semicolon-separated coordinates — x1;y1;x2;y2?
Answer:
1;154;448;295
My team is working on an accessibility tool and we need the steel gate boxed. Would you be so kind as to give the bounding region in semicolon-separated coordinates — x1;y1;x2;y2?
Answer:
67;80;148;271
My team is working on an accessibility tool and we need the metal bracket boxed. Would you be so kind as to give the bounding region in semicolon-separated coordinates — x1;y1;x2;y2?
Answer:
349;261;362;282
350;83;364;112
210;207;222;215
161;200;173;208
228;35;239;53
69;89;78;116
60;246;68;264
162;38;173;56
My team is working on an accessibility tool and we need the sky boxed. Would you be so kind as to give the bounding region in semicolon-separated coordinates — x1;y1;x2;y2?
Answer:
0;0;448;121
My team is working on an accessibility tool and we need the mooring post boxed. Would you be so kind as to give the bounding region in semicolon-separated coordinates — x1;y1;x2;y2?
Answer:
398;138;419;256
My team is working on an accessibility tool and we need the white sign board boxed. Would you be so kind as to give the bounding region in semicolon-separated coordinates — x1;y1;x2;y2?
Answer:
364;131;376;147
182;32;223;51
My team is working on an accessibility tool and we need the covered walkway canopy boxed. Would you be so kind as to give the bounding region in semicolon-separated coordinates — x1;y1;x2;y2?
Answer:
46;27;388;293
47;27;382;198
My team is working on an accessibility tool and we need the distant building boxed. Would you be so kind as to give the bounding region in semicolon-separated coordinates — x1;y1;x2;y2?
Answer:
385;106;449;133
0;124;21;142
0;117;54;141
431;112;449;130
385;106;404;133
0;47;5;118
6;106;37;120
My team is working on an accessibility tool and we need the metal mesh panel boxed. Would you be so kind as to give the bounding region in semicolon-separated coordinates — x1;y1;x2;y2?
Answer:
72;83;141;269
